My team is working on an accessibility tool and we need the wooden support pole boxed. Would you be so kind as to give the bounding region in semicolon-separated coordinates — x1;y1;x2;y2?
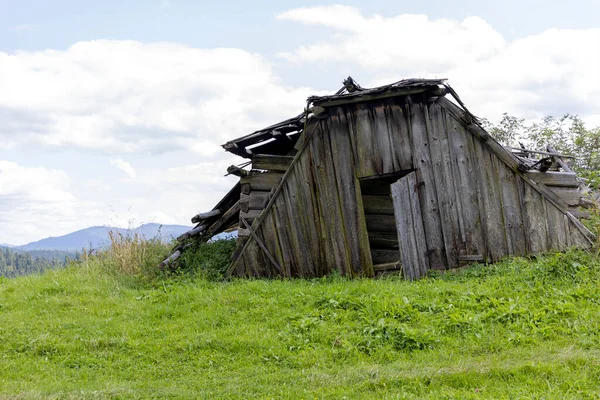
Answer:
191;209;221;224
158;244;191;269
176;223;209;242
226;165;249;177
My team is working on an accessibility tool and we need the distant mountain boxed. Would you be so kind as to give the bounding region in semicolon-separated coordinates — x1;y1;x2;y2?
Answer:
17;223;192;251
0;243;15;248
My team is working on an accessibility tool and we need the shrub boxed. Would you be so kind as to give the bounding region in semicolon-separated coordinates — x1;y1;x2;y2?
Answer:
177;238;237;280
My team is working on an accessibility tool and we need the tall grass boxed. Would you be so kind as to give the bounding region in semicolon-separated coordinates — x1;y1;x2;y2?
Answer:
87;230;172;280
81;231;237;282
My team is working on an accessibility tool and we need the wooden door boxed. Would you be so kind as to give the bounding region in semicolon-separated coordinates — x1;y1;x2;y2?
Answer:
391;172;431;280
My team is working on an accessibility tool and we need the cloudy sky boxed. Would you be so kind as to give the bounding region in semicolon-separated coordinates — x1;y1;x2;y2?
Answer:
1;0;599;245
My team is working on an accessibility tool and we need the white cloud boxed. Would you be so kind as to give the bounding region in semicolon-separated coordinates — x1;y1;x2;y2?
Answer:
110;158;137;179
0;40;315;155
0;160;103;245
277;6;600;124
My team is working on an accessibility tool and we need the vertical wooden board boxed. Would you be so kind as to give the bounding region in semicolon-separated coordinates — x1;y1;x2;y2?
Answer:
520;182;549;253
425;102;460;269
392;177;416;279
232;257;247;277
294;150;327;276
330;108;374;276
497;162;527;256
564;215;572;247
392;172;430;279
353;104;379;178
328;111;374;277
243;240;262;277
261;211;287;277
547;202;568;250
542;200;559;251
446;113;485;257
470;135;507;261
408;98;447;270
461;133;500;262
386;100;413;171
341;107;361;174
311;121;351;275
371;103;396;175
567;218;592;248
282;181;316;277
271;202;295;277
307;136;337;275
488;155;510;260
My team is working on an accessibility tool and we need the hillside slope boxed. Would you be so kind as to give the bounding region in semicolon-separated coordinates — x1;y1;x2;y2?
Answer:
0;250;599;398
17;223;191;251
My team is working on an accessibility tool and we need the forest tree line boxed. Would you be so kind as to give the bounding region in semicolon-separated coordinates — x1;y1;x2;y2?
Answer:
0;247;77;278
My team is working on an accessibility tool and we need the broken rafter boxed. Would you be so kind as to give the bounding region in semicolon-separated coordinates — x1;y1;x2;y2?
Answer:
158;243;191;270
226;165;249;177
191;209;221;224
177;222;209;242
508;147;575;159
547;144;574;173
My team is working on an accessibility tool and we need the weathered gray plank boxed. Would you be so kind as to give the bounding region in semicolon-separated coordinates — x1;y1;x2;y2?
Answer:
252;154;294;171
526;171;580;187
311;120;350;275
497;162;527;256
365;214;397;232
548;186;584;206
408;98;446;270
239;209;262;223
271;201;296;277
294;150;327;276
373;261;402;273
392;172;430;280
282;180;315;277
247;191;270;210
328;114;374;277
362;195;394;215
426;102;460;268
470;134;508;261
368;231;400;249
371;249;401;265
241;217;283;276
567;215;595;248
386;100;413;171
446;112;486;259
545;201;569;250
243;172;284;191
520;182;549;253
353;104;379;178
371;103;396;175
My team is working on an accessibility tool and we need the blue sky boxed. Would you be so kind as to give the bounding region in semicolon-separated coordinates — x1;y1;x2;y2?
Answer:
1;1;599;244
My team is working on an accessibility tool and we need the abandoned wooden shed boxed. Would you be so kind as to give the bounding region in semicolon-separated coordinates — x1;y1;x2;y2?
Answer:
163;77;596;279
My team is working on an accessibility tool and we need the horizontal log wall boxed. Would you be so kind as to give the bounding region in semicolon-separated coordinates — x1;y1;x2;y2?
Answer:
231;95;593;277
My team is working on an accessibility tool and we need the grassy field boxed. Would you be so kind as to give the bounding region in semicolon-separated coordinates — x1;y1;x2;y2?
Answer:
0;241;599;398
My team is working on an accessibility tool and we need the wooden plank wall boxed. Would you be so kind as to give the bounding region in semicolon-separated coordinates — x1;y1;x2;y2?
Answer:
232;119;373;277
231;95;593;277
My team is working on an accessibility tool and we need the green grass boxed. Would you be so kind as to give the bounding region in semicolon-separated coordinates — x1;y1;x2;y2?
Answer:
1;249;600;399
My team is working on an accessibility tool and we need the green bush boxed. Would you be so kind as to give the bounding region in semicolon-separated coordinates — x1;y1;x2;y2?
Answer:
178;238;237;280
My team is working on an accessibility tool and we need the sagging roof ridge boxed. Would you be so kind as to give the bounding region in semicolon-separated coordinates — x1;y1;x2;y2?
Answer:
221;77;450;158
